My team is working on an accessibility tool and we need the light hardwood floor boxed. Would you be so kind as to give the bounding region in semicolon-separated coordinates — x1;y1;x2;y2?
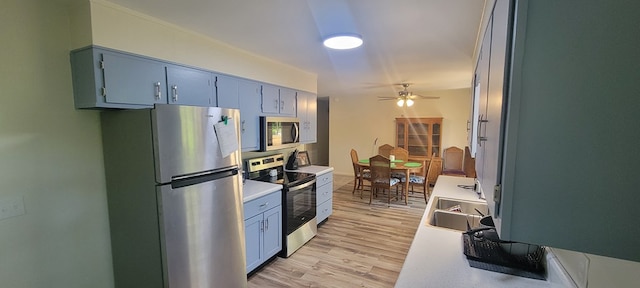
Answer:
248;175;428;288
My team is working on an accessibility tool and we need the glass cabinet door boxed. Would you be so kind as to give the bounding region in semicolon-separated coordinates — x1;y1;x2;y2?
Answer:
395;118;442;158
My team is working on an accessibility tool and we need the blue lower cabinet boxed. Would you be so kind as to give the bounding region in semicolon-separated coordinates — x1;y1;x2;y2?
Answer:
243;191;282;273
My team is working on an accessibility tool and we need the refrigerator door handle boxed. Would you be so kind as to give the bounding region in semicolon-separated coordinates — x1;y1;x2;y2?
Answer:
171;166;238;188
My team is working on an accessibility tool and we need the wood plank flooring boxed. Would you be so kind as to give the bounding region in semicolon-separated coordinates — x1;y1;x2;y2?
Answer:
247;176;428;288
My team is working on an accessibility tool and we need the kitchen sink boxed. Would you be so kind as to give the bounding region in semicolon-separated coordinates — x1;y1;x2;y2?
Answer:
436;197;489;216
426;197;488;231
429;210;483;231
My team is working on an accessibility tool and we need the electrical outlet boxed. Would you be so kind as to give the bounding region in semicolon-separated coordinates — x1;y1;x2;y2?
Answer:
0;196;26;220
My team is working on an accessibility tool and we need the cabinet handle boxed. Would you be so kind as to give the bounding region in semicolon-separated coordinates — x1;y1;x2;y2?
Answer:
280;100;285;110
259;202;268;208
260;220;264;232
171;85;178;102
265;218;269;230
477;114;488;146
155;82;161;100
241;120;246;133
274;99;278;110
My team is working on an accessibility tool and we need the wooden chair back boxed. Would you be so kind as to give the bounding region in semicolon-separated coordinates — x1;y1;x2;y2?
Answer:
390;147;409;162
443;146;464;171
427;157;442;185
463;146;476;178
350;149;361;173
369;155;392;189
378;144;394;158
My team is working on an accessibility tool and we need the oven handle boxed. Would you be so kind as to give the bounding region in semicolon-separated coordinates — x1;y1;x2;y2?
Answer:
287;178;316;192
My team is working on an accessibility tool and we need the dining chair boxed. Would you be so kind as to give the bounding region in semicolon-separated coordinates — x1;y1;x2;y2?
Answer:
350;149;370;195
442;146;466;177
402;157;443;204
378;144;394;158
368;155;401;205
463;146;476;178
389;146;410;180
390;147;409;161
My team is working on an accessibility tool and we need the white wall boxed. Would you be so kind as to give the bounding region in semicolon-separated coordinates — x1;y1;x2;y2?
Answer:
0;0;113;287
328;88;471;176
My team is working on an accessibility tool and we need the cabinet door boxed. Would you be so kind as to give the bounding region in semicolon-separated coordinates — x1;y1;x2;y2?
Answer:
261;84;279;114
484;7;507;221
279;88;297;116
474;14;493;208
102;51;167;106
216;74;239;109
166;65;214;106
262;206;282;259
244;214;263;273
239;80;262;151
396;121;406;149
317;199;332;224
298;91;317;143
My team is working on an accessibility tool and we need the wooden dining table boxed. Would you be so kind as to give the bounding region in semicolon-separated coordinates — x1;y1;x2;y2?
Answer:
357;159;423;205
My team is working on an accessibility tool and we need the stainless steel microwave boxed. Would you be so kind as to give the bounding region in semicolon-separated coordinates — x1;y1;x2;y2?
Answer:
260;117;300;151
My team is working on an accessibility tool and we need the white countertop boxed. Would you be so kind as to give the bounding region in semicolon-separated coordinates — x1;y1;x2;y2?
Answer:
285;165;333;175
242;179;282;203
395;176;575;288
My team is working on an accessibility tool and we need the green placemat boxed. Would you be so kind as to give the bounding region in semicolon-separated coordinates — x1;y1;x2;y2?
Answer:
359;159;404;164
404;162;421;167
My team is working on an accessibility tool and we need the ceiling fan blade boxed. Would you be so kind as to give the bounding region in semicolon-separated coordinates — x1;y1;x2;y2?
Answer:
377;97;399;101
411;94;440;99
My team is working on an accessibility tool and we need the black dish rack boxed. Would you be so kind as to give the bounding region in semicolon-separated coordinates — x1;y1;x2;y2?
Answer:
462;232;546;280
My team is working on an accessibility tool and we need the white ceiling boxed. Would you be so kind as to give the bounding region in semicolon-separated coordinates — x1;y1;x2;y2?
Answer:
101;0;486;99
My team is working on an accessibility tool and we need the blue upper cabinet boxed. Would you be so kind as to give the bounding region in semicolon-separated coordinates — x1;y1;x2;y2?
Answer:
261;84;279;114
71;46;216;109
278;88;297;116
215;74;240;109
297;91;317;144
214;75;260;151
238;80;262;151
166;65;215;106
71;47;168;109
260;84;296;116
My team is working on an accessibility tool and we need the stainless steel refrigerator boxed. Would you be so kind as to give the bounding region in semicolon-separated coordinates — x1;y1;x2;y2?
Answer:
100;104;246;288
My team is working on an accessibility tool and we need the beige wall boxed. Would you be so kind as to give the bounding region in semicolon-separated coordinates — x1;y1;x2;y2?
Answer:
328;88;472;176
0;0;113;287
85;0;317;93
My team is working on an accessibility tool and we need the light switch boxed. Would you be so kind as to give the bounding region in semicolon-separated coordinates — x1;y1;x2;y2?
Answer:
0;195;26;220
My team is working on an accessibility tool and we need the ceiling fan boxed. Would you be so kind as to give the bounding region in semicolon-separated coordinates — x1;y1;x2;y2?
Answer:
377;83;440;107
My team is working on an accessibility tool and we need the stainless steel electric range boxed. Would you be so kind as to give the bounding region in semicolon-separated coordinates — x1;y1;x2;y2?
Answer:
245;154;317;257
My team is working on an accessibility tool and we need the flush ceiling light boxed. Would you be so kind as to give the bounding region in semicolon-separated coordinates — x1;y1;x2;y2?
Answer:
323;34;363;50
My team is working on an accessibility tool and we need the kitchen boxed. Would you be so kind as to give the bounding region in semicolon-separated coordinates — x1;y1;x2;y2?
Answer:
2;0;640;287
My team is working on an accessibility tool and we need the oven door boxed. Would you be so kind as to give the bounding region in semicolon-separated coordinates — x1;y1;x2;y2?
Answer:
285;178;316;235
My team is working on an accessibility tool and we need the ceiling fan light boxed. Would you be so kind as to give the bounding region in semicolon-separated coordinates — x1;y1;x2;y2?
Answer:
397;99;405;107
323;34;363;50
406;99;414;107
